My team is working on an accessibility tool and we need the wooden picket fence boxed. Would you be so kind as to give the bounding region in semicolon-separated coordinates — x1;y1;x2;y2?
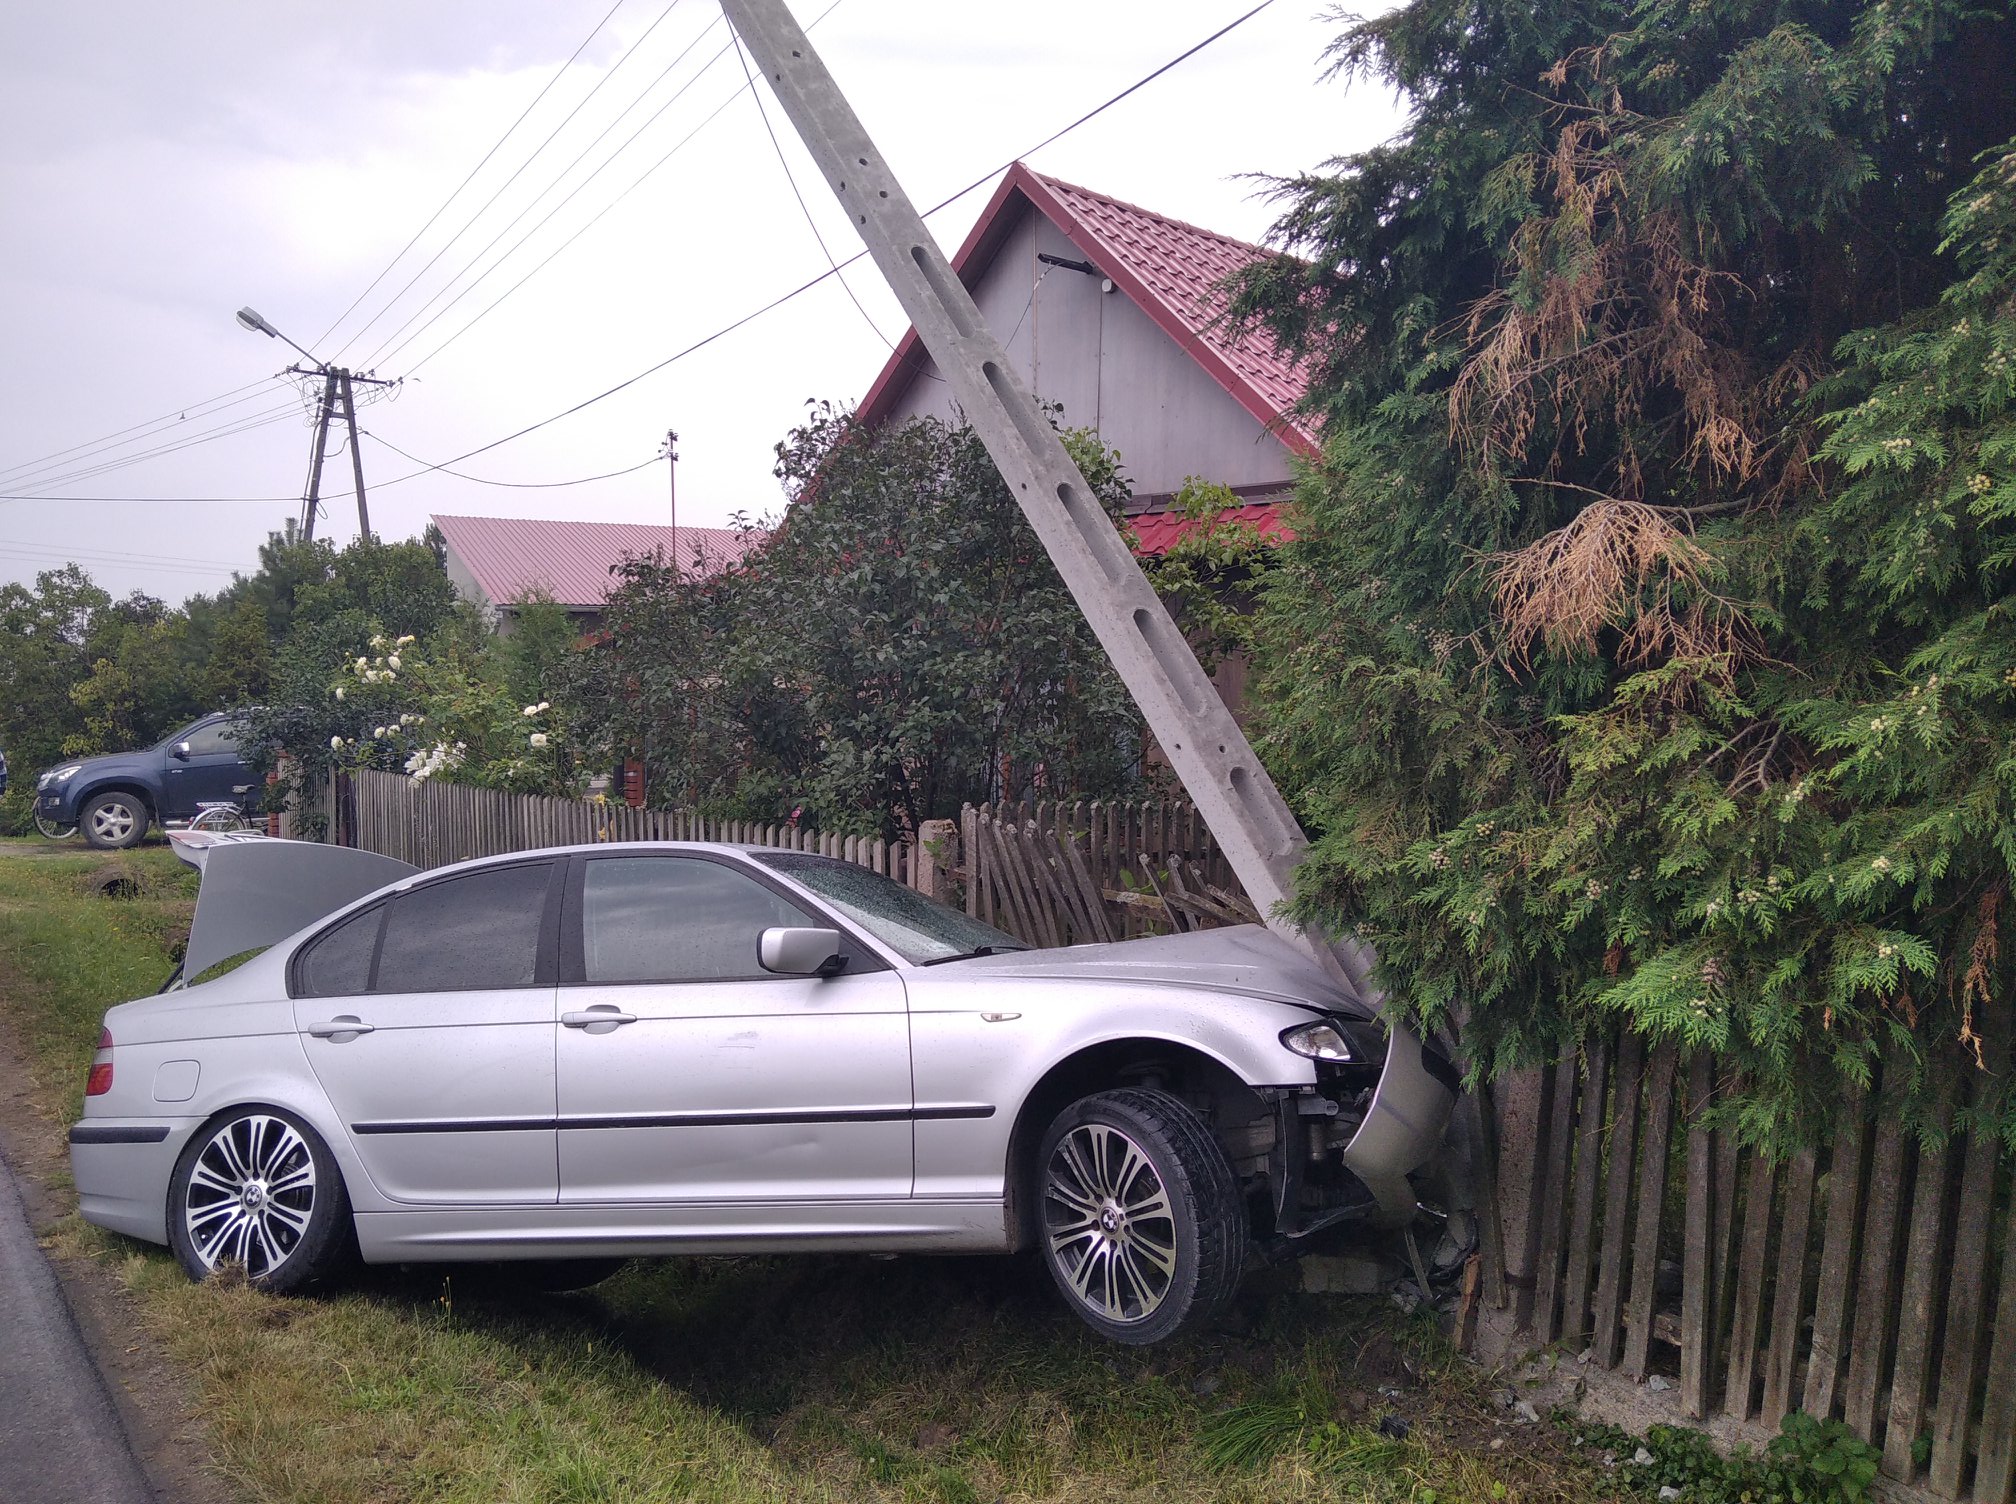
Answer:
341;775;1253;943
960;799;1258;945
1491;1004;2016;1503
344;769;923;887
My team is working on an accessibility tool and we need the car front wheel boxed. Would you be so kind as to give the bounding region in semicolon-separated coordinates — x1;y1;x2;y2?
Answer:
80;791;148;849
168;1108;352;1293
1035;1087;1245;1344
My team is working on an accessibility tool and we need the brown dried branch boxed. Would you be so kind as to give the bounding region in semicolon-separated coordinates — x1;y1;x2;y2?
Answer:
1486;498;1759;669
1957;884;2002;1071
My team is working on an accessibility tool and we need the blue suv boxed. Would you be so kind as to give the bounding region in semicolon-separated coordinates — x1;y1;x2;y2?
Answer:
35;714;258;849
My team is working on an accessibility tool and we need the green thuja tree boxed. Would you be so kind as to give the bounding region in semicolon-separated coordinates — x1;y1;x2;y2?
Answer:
1233;0;2016;1148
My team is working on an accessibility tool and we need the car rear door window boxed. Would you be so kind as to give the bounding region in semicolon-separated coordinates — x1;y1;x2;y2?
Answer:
375;863;554;993
297;905;384;998
580;857;816;983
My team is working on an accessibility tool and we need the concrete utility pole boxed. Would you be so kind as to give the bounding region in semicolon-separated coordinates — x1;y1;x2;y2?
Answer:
300;369;340;542
662;428;679;533
235;306;390;543
717;0;1377;997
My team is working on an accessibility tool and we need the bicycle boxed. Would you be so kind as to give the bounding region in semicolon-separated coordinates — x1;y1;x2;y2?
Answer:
33;811;78;840
187;800;256;834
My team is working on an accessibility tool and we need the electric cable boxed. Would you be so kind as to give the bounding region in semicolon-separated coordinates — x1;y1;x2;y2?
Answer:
313;0;632;351
355;8;738;373
333;0;691;365
11;403;310;497
0;493;297;504
0;380;286;487
362;430;661;487
366;0;1284;490
731;30;892;350
387;0;849;377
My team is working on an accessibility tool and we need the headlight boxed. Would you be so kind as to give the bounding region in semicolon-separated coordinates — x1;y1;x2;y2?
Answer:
1281;1020;1356;1062
41;765;81;788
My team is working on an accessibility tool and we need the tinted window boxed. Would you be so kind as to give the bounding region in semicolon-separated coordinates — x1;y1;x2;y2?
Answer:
375;864;552;993
297;905;383;998
181;719;241;756
581;857;816;983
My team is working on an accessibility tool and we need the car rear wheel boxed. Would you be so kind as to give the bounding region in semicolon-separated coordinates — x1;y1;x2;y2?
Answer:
80;791;148;849
1035;1087;1245;1345
168;1107;352;1293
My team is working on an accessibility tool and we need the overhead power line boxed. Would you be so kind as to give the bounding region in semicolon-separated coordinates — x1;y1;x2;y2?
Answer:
335;0;692;366
362;431;661;487
9;402;308;497
7;1;1279;512
357;9;738;373
0;493;297;504
0;380;284;487
313;0;632;352
368;0;1282;490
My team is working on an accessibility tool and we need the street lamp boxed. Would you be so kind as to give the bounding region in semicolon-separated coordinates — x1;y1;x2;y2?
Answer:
234;306;325;367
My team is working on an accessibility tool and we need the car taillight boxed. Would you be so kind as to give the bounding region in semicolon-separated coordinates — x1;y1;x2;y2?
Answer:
85;1028;114;1096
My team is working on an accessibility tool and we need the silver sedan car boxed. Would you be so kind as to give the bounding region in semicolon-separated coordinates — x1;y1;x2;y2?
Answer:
70;838;1457;1344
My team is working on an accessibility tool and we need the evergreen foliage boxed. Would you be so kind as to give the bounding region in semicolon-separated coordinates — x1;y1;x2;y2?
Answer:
1233;0;2016;1147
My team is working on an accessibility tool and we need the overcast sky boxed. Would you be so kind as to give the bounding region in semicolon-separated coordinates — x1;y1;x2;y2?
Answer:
0;0;1404;604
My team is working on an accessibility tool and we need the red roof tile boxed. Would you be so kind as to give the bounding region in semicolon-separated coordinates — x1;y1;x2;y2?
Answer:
857;163;1317;456
1128;499;1296;557
431;514;759;611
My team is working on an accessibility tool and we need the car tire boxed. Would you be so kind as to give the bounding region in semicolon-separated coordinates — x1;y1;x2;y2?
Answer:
168;1107;353;1294
80;790;148;850
1034;1087;1245;1345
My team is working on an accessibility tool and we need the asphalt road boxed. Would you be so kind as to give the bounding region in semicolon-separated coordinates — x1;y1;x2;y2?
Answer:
0;1148;158;1504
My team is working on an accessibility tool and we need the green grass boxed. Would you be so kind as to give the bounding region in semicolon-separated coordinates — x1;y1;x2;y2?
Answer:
1;849;1617;1504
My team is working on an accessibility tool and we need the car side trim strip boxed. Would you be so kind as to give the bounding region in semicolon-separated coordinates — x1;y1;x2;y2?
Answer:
350;1104;995;1135
68;1123;174;1145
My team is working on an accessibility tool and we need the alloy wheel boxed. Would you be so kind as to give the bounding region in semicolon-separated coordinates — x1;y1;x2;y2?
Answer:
87;803;136;844
181;1113;318;1278
1042;1122;1179;1325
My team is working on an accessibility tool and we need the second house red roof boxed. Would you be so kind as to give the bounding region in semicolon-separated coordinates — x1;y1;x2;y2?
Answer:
432;514;760;610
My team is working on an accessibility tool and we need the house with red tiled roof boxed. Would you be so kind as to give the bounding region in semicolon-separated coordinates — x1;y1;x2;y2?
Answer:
856;162;1313;558
431;514;760;633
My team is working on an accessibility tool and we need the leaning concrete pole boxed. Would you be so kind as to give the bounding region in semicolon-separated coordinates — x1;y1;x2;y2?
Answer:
718;0;1377;1000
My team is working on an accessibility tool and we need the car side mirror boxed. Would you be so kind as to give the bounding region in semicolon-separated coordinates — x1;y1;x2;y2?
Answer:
759;926;846;977
172;742;193;760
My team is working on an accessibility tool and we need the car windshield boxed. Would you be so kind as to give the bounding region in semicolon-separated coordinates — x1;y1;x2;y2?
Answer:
754;852;1026;965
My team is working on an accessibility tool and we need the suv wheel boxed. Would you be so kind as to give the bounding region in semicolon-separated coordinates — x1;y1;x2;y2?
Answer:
81;791;148;849
1035;1087;1245;1344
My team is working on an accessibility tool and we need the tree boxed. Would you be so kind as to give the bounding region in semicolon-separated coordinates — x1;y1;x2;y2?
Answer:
571;407;1145;836
1231;0;2016;1147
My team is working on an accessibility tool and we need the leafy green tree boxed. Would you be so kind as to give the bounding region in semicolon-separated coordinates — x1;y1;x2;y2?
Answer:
1231;0;2016;1147
571;407;1144;836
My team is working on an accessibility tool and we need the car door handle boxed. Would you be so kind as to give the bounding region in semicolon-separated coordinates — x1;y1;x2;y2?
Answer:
562;1008;638;1032
305;1016;374;1040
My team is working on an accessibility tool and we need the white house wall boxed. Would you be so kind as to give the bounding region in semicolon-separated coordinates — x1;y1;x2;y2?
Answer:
880;210;1296;498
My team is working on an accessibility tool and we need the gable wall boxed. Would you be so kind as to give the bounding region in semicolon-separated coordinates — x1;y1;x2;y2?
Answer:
878;208;1296;498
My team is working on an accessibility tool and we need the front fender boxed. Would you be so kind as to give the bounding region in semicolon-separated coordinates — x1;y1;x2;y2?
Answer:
904;982;1316;1200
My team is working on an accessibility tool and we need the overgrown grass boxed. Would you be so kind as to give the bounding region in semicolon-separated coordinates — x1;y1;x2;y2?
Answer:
1;848;1617;1504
